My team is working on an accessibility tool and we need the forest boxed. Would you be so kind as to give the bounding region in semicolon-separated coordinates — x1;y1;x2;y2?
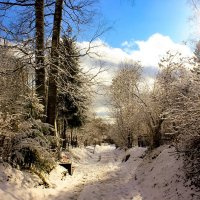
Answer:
0;0;200;200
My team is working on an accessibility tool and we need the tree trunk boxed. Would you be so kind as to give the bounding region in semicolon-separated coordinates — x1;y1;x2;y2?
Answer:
61;119;67;149
152;118;164;148
64;119;67;148
46;0;63;126
70;128;73;146
35;0;46;120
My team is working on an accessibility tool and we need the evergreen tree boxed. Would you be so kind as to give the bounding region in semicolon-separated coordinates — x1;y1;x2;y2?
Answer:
57;36;89;148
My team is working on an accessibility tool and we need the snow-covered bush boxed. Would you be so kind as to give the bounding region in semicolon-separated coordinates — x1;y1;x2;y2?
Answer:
2;120;56;174
0;101;56;175
183;136;200;188
0;90;57;174
22;92;44;120
150;51;200;188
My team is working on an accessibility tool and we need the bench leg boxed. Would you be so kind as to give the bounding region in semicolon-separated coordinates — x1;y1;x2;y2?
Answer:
68;164;72;175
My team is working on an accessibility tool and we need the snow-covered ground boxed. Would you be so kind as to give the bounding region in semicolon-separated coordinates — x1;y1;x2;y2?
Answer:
0;144;199;200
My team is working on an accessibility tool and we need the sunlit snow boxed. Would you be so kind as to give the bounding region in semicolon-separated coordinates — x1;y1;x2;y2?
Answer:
0;144;197;200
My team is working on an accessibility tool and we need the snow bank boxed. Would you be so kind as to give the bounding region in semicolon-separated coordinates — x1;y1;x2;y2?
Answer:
0;162;42;188
135;145;199;200
0;162;47;200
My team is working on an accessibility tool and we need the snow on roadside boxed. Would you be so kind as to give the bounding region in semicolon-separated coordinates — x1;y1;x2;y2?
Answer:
0;162;47;200
135;145;199;200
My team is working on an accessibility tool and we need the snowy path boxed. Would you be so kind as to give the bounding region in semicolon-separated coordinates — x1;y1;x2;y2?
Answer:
55;147;121;200
1;144;197;200
50;145;145;200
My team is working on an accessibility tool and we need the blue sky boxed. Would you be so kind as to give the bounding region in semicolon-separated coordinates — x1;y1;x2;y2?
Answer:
98;0;191;48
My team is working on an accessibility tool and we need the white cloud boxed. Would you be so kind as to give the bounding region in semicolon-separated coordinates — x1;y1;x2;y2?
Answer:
78;39;132;86
79;39;131;66
80;33;192;84
129;33;192;68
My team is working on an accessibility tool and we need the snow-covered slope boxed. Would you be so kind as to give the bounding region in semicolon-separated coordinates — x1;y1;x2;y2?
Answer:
0;144;199;200
135;145;199;200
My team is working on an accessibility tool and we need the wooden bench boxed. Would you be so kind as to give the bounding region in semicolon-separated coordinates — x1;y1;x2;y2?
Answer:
59;162;73;175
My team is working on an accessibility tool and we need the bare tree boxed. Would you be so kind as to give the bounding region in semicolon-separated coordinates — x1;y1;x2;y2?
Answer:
109;60;143;147
108;52;194;148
